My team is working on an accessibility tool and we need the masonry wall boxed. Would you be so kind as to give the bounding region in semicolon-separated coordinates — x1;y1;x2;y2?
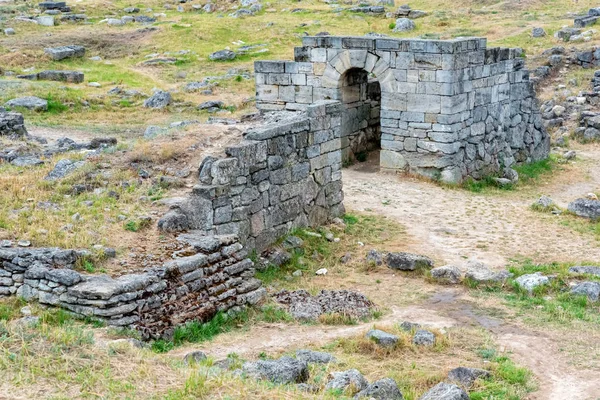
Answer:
0;236;265;339
254;36;550;183
158;101;346;251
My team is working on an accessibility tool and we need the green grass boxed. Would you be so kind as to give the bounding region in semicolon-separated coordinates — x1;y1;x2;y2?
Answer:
470;355;534;400
514;158;554;183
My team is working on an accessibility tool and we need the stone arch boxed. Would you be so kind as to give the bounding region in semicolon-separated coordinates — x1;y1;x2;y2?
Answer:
320;50;395;163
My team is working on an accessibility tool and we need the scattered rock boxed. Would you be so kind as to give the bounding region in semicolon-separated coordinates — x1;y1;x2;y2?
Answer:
535;195;555;209
430;265;462;284
399;321;421;331
413;329;435;346
385;252;433;271
5;96;48;111
44;45;86;61
569;265;600;276
183;350;207;365
209;49;236;61
570;281;600;301
464;260;512;283
366;329;399;347
143;90;171;109
515;272;549;293
447;367;491;388
10;156;44;167
242;356;309;384
144;125;167;139
325;369;369;394
355;377;404;399
567;198;600;219
36;16;55;26
45;159;86;180
393;18;415;32
295;349;336;364
4;28;16;36
315;268;328;275
532;27;546;37
419;382;468;400
366;249;383;265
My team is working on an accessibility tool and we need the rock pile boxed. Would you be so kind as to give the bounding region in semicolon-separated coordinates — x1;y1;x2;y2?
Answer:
0;110;28;137
273;289;376;321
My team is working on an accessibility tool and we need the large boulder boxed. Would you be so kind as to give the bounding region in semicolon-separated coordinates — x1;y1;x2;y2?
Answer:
568;198;600;219
325;369;369;393
447;367;491;387
5;96;48;111
385;252;433;271
570;281;600;301
419;382;469;400
355;377;404;399
515;272;549;293
241;356;308;384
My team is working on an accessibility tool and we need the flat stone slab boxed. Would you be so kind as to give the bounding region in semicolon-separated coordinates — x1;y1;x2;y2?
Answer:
366;329;399;347
44;45;86;61
5;96;48;111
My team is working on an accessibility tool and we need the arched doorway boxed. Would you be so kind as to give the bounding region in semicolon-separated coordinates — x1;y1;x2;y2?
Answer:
339;68;381;164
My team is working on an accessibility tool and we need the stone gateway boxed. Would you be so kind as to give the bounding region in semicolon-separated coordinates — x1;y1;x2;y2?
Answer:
255;36;550;183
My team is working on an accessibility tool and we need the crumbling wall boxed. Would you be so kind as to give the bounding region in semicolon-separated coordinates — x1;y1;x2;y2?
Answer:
0;110;27;137
254;36;550;183
0;235;265;339
158;101;346;251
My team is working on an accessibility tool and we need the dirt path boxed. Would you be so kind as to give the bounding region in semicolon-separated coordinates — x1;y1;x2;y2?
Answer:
343;147;600;268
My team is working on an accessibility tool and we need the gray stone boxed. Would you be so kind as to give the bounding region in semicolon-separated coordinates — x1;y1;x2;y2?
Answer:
5;96;48;111
242;356;309;384
144;125;167;139
385;252;433;271
143;90;171;109
430;265;461;284
447;367;491;388
570;281;600;301
183;350;208;365
44;45;86;61
399;321;421;331
355;378;404;399
45;159;86;180
295;349;336;364
413;329;435;346
464;261;512;283
45;268;81;286
10;157;44;167
419;382;468;400
535;195;554;209
568;198;600;219
515;272;549;293
366;249;383;266
532;27;546;37
569;266;600;276
209;50;236;61
325;369;369;393
4;28;15;36
36;16;55;26
393;18;415;32
366;329;399;347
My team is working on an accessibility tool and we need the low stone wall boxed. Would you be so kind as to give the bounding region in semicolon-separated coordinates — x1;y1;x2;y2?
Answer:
158;101;346;251
0;111;27;137
0;235;265;339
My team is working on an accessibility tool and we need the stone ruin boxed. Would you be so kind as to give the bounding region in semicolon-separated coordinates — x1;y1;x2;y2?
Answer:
254;36;550;183
0;36;553;339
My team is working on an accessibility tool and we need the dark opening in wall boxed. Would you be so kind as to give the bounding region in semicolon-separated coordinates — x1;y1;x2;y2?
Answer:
340;68;381;164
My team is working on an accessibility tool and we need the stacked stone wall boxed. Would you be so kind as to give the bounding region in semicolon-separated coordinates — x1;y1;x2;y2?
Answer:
0;235;265;339
158;101;346;251
0;111;27;137
254;36;550;183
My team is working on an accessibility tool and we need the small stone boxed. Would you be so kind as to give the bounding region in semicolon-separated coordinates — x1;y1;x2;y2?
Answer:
295;349;336;364
4;28;16;35
412;329;435;346
20;306;32;316
183;350;208;365
17;240;31;247
366;249;383;265
430;265;462;284
532;27;546;37
143;90;171;109
393;17;415;32
385;252;433;271
292;270;303;277
355;378;404;399
399;321;421;331
447;367;491;388
570;281;600;301
366;329;399;347
515;272;549;293
419;382;468;400
340;252;352;264
209;49;236;61
325;369;368;394
315;268;328;275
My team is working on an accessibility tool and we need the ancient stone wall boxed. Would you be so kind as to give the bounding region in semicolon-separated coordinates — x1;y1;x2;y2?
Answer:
0;235;265;339
254;36;550;183
158;101;346;251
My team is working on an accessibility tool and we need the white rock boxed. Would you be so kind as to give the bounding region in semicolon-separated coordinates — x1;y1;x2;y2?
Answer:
315;268;328;275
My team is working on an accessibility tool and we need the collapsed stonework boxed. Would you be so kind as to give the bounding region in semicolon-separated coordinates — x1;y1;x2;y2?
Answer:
0;235;265;339
0;109;28;137
159;101;345;251
255;36;550;183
